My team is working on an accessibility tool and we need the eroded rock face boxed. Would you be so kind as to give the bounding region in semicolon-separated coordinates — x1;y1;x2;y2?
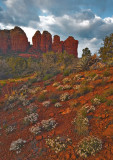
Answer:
52;35;63;53
32;31;41;51
64;36;78;57
0;30;11;54
0;26;78;57
10;26;29;52
40;31;52;53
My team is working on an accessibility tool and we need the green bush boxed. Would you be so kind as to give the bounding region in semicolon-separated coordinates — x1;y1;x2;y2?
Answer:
49;92;60;104
79;86;93;95
106;99;113;106
77;136;102;158
104;88;113;97
91;95;107;105
103;70;111;77
63;69;71;76
37;93;47;102
72;115;89;135
43;74;53;81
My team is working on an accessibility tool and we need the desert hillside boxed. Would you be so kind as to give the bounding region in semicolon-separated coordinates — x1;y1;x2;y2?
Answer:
0;63;113;160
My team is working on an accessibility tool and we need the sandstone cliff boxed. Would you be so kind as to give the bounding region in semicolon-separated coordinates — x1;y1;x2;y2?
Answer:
0;26;78;57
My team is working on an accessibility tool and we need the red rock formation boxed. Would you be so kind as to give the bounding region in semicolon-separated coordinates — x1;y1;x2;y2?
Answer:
0;26;78;58
40;31;52;53
32;31;41;50
64;36;78;57
0;30;11;54
52;35;63;53
10;26;29;52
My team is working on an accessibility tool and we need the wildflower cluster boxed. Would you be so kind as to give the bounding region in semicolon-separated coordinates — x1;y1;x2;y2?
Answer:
72;116;89;135
41;118;57;131
26;104;37;114
92;98;101;106
60;92;70;101
52;82;60;87
29;123;41;135
77;136;102;158
29;118;57;135
6;125;16;134
45;136;72;153
10;138;26;154
62;77;71;84
23;113;38;125
42;101;51;107
54;102;62;108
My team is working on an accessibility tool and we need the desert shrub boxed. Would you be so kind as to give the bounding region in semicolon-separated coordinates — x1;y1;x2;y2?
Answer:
72;115;89;135
29;123;41;135
42;101;51;107
106;99;113;106
41;118;57;131
76;56;91;71
62;77;71;84
103;70;111;77
52;82;60;87
73;74;83;80
10;138;26;154
38;92;47;102
49;93;60;104
88;72;97;78
26;104;37;114
80;104;95;114
43;74;54;81
27;78;37;85
91;95;107;106
60;92;70;101
104;88;113;97
56;85;64;91
54;102;62;108
45;136;72;153
73;85;81;90
63;69;71;76
79;85;93;95
77;136;102;158
28;87;41;94
23;113;38;125
6;125;16;134
69;100;80;108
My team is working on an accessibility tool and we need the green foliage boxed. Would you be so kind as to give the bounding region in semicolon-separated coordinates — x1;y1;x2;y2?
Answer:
106;99;113;106
37;93;47;102
104;88;113;97
99;33;113;62
63;69;71;76
103;70;111;77
91;95;107;105
77;136;102;158
82;47;91;58
79;85;93;95
43;74;53;81
77;56;91;71
49;92;60;104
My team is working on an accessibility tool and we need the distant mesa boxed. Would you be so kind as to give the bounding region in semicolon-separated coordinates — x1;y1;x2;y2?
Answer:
0;26;78;57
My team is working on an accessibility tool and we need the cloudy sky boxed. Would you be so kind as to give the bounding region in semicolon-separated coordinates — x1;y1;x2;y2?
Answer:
0;0;113;57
